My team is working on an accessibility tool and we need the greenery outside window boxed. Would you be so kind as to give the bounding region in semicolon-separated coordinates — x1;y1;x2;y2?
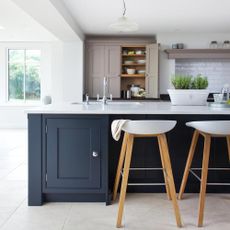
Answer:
8;49;41;102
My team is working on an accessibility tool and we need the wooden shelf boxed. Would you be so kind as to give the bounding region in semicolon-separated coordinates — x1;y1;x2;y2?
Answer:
121;74;145;78
122;64;145;66
122;54;145;57
165;49;230;59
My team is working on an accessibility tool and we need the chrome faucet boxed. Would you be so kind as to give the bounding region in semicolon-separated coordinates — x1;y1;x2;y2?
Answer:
97;77;113;105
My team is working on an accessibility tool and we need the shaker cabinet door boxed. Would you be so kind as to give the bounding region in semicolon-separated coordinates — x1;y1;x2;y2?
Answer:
46;118;101;191
145;43;159;98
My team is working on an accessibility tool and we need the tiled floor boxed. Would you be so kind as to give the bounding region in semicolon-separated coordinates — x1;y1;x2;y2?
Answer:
0;129;229;230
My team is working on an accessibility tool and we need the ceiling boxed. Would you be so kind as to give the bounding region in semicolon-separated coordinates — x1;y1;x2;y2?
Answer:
62;0;230;35
0;0;57;41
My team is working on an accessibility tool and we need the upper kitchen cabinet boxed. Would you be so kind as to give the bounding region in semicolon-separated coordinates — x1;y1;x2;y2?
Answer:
145;44;159;98
85;38;159;99
85;44;121;98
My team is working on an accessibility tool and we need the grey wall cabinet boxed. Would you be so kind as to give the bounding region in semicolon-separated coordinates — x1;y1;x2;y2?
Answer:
145;44;159;98
86;44;121;98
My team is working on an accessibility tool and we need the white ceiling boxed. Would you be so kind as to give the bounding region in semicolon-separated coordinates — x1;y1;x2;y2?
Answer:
0;0;57;41
62;0;230;35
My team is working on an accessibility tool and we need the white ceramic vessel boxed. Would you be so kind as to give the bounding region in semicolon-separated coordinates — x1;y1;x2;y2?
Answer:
168;89;209;106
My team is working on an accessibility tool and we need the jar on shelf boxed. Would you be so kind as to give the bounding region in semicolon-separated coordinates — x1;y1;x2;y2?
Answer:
223;41;230;49
209;41;218;49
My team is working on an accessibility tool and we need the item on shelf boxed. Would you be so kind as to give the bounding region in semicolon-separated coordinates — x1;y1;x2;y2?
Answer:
177;43;184;49
126;90;131;99
124;60;134;65
130;84;140;97
213;93;223;103
172;44;178;49
128;51;135;55
223;40;230;49
122;50;128;55
209;41;218;49
137;69;146;74
135;50;143;55
136;59;146;64
137;88;146;97
126;68;136;74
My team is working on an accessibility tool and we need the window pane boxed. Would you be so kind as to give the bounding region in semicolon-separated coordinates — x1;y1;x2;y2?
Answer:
25;64;40;100
9;50;24;63
8;63;24;100
26;50;41;63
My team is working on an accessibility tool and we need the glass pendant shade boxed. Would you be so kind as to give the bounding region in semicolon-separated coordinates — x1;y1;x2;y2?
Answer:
109;16;138;32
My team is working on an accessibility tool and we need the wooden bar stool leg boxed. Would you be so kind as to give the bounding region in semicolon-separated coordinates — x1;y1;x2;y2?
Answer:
178;130;199;200
226;136;230;162
158;134;183;228
116;134;134;228
113;133;128;201
198;134;211;227
158;137;171;200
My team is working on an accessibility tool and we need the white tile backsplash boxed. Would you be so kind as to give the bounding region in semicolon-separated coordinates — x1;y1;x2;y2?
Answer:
175;59;230;92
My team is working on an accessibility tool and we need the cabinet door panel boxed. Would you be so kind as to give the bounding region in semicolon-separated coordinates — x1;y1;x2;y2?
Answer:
145;44;159;98
105;45;121;77
88;45;105;78
46;119;101;190
108;77;120;98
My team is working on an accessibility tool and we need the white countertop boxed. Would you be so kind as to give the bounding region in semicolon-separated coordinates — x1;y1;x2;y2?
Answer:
26;101;230;115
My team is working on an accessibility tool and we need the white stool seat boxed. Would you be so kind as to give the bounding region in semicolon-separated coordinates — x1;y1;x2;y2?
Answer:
186;121;230;135
122;120;177;135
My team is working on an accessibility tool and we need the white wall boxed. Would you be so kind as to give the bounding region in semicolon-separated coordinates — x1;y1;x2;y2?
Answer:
0;41;83;128
157;33;230;94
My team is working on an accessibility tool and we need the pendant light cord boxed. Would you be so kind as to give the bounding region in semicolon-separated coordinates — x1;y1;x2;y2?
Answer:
122;0;126;16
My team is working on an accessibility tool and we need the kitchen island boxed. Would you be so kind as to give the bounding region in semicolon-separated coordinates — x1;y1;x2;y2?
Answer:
27;102;230;206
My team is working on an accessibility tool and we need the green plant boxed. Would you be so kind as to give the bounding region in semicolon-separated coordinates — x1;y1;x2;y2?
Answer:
171;75;192;89
191;74;208;89
171;74;208;89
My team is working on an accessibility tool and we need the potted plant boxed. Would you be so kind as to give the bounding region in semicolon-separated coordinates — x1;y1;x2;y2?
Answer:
168;74;209;105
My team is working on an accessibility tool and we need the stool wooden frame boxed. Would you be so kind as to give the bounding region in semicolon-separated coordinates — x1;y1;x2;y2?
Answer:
113;132;182;228
178;130;230;227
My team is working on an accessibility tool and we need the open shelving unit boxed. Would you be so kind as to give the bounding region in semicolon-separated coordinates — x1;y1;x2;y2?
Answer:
121;45;146;97
165;49;230;59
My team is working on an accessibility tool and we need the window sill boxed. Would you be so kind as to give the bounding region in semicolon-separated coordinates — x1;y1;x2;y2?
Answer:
0;102;42;108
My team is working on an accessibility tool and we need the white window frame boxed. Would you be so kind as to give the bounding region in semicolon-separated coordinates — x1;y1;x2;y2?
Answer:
6;47;42;105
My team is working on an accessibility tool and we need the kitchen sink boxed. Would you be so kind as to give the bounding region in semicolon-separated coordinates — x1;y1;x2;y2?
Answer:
71;101;141;106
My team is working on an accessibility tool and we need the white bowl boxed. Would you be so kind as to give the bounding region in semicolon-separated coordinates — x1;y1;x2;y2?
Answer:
124;60;134;65
137;70;145;74
136;60;146;64
127;69;136;74
135;50;143;55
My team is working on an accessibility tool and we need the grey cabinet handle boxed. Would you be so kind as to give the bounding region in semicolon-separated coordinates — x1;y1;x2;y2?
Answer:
92;151;99;157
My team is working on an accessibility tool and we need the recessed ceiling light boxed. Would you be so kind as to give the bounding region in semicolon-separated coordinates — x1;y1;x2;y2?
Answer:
0;26;5;30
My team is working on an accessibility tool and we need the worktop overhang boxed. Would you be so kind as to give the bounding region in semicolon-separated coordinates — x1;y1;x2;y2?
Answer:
26;102;230;115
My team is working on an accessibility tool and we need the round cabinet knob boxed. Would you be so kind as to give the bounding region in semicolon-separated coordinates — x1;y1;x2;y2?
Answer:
92;151;99;157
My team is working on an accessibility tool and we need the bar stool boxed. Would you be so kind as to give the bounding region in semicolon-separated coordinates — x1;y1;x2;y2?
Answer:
112;120;182;228
178;121;230;227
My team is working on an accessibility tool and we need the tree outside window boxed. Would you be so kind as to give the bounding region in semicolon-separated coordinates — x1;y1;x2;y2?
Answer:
8;49;41;102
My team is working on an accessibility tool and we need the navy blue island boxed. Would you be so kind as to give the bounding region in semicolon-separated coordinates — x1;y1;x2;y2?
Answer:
27;102;230;206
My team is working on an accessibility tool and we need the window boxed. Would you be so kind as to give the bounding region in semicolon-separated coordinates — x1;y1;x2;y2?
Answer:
8;49;41;102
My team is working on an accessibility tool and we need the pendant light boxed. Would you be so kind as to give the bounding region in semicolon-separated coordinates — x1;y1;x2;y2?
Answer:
109;0;138;32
